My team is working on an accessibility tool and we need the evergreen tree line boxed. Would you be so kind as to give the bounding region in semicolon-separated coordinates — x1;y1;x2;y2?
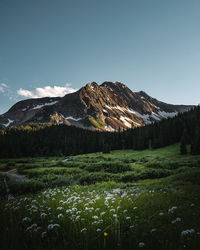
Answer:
0;106;200;158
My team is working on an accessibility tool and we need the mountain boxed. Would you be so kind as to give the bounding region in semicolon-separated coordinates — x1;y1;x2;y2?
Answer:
0;82;193;131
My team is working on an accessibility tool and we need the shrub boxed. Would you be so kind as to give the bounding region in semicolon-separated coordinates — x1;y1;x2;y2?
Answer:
0;173;10;198
84;162;131;173
51;176;77;187
121;169;172;183
170;169;200;185
79;172;121;185
9;179;45;195
145;161;181;170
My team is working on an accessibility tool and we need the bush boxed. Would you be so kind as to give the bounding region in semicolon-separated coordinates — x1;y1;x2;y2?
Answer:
145;162;162;169
0;173;10;198
83;162;132;173
51;176;77;187
79;172;121;185
170;169;200;185
121;169;172;183
145;161;181;170
9;179;45;195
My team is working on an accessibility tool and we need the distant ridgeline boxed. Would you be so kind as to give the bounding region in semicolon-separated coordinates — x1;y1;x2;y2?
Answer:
0;106;200;158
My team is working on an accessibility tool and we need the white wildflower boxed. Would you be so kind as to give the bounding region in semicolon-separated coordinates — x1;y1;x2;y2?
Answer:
57;207;63;210
138;242;145;247
171;217;181;224
181;229;195;237
168;206;177;213
22;217;31;223
57;213;63;219
41;232;47;238
92;215;98;220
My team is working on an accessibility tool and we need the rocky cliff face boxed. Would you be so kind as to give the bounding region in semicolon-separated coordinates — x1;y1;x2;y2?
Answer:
0;82;193;131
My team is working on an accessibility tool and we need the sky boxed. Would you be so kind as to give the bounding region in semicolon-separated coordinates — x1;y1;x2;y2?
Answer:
0;0;200;114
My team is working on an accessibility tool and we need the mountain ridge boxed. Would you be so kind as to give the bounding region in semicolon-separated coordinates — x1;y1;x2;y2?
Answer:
0;81;193;131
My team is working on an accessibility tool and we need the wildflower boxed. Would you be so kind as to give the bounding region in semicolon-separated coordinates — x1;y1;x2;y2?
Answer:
190;204;195;207
159;212;164;216
22;217;31;223
48;224;60;230
171;217;181;224
57;207;63;210
8;194;15;200
138;242;145;247
100;212;106;216
92;215;98;220
150;228;157;233
80;228;87;233
40;213;47;218
25;224;37;232
41;231;47;238
104;232;108;237
57;213;63;219
168;206;177;213
181;229;195;237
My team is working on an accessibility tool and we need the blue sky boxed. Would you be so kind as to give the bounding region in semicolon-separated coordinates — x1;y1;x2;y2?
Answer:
0;0;200;114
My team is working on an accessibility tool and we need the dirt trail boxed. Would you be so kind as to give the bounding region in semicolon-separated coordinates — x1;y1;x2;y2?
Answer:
0;169;26;181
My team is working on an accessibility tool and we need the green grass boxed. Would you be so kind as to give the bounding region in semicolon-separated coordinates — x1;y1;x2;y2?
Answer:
88;117;105;129
1;143;200;197
1;143;200;249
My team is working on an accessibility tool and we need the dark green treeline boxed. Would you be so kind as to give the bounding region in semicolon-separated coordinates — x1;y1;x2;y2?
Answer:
0;106;200;158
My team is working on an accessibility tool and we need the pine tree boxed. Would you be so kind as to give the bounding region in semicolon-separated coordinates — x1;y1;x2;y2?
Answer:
180;136;187;155
191;125;200;155
180;129;187;155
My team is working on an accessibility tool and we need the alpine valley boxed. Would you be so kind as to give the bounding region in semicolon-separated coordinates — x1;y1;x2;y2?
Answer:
0;82;192;131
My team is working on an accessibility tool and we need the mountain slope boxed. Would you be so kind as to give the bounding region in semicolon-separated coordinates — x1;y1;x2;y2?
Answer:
0;82;192;131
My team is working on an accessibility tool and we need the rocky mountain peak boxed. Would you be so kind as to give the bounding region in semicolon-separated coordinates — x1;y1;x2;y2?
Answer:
0;81;193;131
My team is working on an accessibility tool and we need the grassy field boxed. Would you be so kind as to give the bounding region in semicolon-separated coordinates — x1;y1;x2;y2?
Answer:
1;144;200;250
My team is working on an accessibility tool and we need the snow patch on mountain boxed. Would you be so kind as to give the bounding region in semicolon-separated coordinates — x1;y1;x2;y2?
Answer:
120;116;132;128
105;125;115;132
3;119;14;127
105;105;135;114
131;110;178;125
158;111;178;118
61;115;82;121
31;101;58;110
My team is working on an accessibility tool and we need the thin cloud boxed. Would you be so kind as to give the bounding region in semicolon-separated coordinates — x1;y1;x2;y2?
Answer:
1;83;8;88
0;83;8;93
17;84;77;98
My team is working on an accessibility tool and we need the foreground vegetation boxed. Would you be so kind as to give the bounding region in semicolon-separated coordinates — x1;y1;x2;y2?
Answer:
1;144;200;249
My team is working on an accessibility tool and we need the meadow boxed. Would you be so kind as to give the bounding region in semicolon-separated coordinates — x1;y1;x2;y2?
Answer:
1;144;200;250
